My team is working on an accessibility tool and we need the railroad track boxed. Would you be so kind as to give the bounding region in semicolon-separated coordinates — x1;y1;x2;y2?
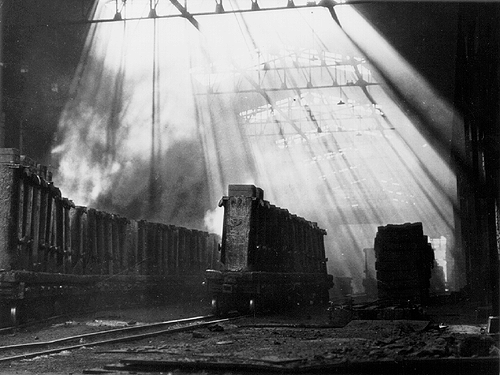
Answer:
0;314;239;364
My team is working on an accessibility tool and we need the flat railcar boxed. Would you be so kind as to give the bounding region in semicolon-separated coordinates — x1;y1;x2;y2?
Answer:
206;185;333;315
0;149;220;326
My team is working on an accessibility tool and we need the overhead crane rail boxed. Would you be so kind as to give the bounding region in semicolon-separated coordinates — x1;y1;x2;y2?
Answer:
4;0;355;28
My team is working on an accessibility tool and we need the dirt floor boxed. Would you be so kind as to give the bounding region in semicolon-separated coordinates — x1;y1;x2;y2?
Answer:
0;299;498;374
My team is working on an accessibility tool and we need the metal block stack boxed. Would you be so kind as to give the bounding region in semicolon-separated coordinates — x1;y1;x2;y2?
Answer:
374;222;434;304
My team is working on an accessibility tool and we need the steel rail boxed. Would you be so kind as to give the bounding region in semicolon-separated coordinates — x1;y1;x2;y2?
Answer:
0;315;237;363
0;314;214;351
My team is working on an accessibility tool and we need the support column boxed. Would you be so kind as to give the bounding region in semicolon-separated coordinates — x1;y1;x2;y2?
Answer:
453;3;500;310
0;5;4;148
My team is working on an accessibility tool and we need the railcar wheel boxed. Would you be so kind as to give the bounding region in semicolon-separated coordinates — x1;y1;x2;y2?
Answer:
320;289;331;305
211;296;229;316
10;303;19;326
248;298;256;315
211;297;219;315
53;299;62;316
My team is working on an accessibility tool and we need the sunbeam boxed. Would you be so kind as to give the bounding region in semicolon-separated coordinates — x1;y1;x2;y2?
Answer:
52;1;459;296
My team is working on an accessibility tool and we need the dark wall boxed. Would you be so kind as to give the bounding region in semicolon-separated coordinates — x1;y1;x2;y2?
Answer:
2;0;97;164
355;3;459;104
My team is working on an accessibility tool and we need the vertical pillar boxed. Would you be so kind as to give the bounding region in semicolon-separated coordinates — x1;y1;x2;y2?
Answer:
0;148;20;270
172;226;179;275
96;212;105;275
111;216;118;275
125;220;138;275
453;3;500;306
55;196;64;273
155;224;162;275
31;172;41;271
86;208;97;275
148;222;158;275
80;208;88;274
17;168;32;270
319;228;328;274
160;225;167;275
188;229;195;274
290;215;298;273
209;233;218;270
222;195;254;271
38;180;49;272
286;212;293;273
297;218;306;273
189;230;196;274
165;225;172;275
69;206;84;274
165;225;173;275
161;225;168;275
137;220;147;275
199;232;207;273
103;213;112;275
304;222;312;273
0;6;4;148
45;188;55;272
178;227;187;274
113;217;123;274
62;199;72;274
220;185;263;271
104;213;113;275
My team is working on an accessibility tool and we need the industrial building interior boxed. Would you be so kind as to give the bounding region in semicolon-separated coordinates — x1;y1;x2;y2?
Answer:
0;0;499;373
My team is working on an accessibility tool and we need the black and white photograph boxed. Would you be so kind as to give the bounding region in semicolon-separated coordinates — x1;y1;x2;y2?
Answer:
0;0;498;374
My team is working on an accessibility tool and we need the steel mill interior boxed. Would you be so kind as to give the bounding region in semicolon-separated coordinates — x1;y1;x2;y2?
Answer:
0;1;499;374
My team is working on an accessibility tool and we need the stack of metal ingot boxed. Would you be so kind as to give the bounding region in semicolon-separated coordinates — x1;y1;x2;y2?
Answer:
374;222;434;304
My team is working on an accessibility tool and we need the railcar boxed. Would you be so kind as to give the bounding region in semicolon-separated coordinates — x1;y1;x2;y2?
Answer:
205;185;333;315
0;149;220;326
